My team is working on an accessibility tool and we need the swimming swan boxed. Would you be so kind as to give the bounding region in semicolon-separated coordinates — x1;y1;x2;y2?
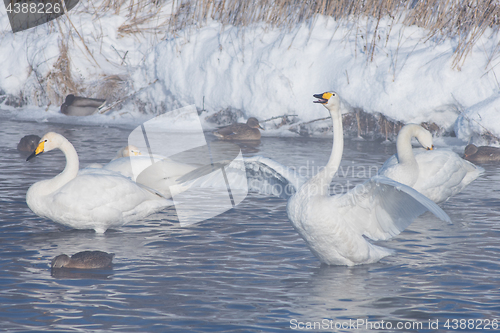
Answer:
100;151;198;198
214;117;264;140
285;92;451;265
86;144;197;198
85;145;142;169
26;132;171;233
52;251;114;269
379;124;484;203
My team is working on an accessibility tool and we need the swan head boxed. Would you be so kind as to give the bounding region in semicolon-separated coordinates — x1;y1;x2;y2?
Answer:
122;145;142;157
413;125;434;150
313;92;340;112
397;124;434;151
26;132;64;161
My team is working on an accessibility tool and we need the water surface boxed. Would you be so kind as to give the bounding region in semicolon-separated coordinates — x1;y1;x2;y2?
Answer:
1;117;499;332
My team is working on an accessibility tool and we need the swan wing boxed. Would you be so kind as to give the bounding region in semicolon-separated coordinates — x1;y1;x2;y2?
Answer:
53;169;170;222
334;175;451;241
175;156;305;199
413;149;484;202
244;156;306;199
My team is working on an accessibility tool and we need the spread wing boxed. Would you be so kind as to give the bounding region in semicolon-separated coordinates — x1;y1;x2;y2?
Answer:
334;175;451;241
175;155;306;200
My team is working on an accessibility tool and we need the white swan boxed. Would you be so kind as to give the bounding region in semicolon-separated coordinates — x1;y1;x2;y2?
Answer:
82;143;199;198
282;92;450;265
378;124;484;203
112;145;142;160
85;145;143;169
101;153;198;198
26;132;172;233
197;93;451;265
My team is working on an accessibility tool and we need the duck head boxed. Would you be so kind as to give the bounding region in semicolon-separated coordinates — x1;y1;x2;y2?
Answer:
247;117;264;130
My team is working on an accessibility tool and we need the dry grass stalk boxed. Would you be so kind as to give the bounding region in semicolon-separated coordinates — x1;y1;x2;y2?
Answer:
164;0;499;68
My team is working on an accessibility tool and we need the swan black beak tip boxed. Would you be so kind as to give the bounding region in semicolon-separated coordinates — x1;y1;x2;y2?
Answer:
26;150;42;161
313;93;328;104
26;152;36;161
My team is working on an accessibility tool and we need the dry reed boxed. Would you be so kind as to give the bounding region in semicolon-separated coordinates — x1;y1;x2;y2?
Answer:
65;0;500;69
31;0;499;110
162;0;500;69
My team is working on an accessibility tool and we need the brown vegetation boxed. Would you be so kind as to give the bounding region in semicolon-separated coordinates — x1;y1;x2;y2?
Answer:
167;0;500;69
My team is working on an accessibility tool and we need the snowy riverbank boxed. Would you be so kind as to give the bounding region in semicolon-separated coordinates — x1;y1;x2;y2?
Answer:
1;1;499;145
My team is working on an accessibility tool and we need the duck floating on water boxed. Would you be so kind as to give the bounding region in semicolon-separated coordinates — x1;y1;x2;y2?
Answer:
214;117;264;141
52;251;114;269
464;144;500;163
17;135;41;152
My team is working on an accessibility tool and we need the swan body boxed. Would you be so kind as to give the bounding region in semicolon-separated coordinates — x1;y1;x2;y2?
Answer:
100;153;198;198
85;144;198;198
60;94;106;116
379;124;484;203
85;145;142;169
283;92;451;265
214;117;264;140
26;132;171;233
464;144;500;163
52;251;114;269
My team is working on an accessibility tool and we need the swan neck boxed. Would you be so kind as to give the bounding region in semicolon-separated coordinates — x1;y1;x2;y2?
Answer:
396;127;417;165
314;106;343;194
50;138;80;191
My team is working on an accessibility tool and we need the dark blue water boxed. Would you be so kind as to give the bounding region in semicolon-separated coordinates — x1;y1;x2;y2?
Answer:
1;115;499;332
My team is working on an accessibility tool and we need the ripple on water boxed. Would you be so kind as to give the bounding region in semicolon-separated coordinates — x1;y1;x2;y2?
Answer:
1;119;500;331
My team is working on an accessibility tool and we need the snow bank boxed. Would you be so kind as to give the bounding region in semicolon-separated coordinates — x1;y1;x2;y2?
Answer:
0;1;499;142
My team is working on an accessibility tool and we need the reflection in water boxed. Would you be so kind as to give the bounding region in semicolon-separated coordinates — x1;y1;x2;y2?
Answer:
0;117;499;331
51;267;114;279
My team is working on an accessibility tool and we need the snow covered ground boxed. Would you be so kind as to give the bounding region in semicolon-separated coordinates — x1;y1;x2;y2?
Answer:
1;1;499;145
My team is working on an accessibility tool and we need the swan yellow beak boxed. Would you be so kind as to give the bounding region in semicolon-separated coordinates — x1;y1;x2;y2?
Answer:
313;92;332;104
27;141;45;161
426;145;434;151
